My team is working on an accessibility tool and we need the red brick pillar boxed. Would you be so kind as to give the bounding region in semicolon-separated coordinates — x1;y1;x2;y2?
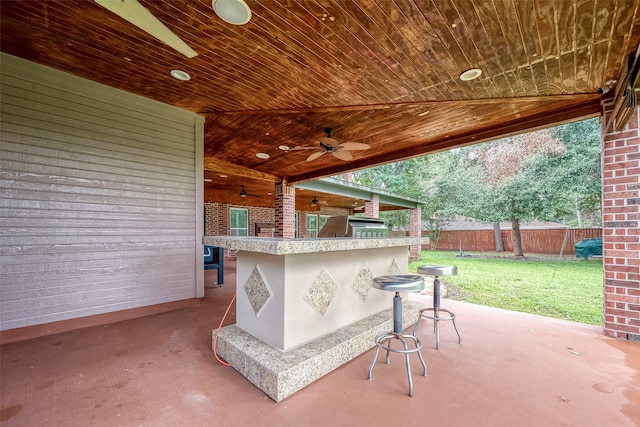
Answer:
602;104;640;341
409;206;422;261
365;194;379;218
274;182;296;239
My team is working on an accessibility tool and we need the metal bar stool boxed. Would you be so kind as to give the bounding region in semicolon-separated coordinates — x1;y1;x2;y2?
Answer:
413;265;462;350
367;275;427;397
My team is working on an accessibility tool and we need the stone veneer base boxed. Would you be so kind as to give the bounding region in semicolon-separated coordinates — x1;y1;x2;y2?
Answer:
212;300;423;402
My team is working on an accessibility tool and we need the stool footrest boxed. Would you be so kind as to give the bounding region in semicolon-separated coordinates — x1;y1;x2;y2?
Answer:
413;307;462;350
368;331;427;397
373;332;424;354
418;308;456;321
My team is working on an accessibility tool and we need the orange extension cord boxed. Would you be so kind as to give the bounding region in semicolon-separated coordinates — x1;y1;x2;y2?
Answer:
212;293;236;366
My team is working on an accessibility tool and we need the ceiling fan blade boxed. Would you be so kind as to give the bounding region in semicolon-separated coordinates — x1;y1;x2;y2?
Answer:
306;151;326;162
339;142;370;151
319;137;340;147
95;0;198;58
332;150;353;161
290;146;319;150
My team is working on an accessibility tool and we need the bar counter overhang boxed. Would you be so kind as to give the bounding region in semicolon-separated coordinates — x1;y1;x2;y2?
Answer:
202;236;424;401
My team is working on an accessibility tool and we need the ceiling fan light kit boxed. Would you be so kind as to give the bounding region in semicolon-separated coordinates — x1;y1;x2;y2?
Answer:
95;0;198;58
292;127;371;162
213;0;251;25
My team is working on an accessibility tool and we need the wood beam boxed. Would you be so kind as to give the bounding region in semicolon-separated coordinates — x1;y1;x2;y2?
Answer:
203;157;281;183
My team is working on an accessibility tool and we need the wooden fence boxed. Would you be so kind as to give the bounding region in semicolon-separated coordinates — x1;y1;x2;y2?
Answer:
426;228;602;256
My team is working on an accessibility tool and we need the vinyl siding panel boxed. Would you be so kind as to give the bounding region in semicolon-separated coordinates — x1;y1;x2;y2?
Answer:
0;53;204;330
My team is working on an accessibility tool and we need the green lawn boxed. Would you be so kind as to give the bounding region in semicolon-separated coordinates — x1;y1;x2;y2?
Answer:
409;251;603;326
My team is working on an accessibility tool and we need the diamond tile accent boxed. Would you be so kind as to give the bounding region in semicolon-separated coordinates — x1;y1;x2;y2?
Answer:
304;268;339;315
352;264;374;302
243;264;272;316
387;259;401;275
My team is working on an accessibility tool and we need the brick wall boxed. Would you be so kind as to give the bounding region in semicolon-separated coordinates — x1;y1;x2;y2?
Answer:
204;203;273;236
275;183;296;238
365;194;380;218
204;202;350;238
409;207;422;260
602;104;640;341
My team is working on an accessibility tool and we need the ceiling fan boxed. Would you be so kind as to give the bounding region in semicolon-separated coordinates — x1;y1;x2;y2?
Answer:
311;196;328;206
239;185;262;198
292;128;370;162
95;0;198;58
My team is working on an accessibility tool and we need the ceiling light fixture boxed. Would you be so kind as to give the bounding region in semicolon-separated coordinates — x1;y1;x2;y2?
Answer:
170;69;191;81
279;145;290;151
459;68;482;81
212;0;251;25
204;178;212;182
256;152;269;159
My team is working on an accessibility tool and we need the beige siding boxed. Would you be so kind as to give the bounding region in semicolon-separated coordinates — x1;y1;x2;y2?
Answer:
0;54;204;330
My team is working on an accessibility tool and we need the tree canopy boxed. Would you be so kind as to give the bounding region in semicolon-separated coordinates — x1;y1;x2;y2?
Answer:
350;117;602;256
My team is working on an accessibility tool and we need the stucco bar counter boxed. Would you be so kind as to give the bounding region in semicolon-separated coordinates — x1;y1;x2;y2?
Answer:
203;236;424;401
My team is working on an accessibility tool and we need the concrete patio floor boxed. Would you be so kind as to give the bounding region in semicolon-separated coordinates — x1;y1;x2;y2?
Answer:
1;261;639;426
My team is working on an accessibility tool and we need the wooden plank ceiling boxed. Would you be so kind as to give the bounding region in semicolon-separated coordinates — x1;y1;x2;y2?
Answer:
1;0;639;209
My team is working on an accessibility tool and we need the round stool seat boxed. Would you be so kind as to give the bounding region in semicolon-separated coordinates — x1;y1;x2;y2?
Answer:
372;275;425;293
417;265;457;276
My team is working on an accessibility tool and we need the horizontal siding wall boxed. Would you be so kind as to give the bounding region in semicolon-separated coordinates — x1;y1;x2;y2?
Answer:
0;54;203;330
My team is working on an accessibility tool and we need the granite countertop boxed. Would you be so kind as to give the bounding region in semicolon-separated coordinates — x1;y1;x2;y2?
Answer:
202;236;424;255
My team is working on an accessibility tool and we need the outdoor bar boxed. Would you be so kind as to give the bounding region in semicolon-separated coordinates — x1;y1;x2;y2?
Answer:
203;235;423;401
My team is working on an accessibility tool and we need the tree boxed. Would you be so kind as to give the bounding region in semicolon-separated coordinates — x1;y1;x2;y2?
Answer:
549;118;602;226
459;129;566;257
349;118;602;256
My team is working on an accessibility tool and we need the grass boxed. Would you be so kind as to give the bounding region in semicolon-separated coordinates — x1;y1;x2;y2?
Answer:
409;251;603;326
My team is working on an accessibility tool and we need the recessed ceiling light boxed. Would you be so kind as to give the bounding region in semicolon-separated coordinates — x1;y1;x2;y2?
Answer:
170;69;191;81
219;174;228;178
279;145;290;151
212;0;251;25
459;68;482;81
267;192;272;196
256;153;270;159
204;178;213;182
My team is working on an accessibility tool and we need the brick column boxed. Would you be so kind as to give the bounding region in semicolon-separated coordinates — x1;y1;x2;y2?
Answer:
274;182;296;239
365;194;379;218
409;206;422;261
602;103;640;341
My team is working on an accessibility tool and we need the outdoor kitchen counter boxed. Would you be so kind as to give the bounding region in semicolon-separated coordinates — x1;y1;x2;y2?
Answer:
202;236;421;255
202;236;422;351
203;236;424;401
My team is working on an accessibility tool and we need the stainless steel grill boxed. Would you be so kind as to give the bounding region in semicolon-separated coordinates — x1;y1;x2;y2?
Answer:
318;215;388;239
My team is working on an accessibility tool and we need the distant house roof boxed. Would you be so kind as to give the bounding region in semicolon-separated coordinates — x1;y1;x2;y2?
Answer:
429;215;569;231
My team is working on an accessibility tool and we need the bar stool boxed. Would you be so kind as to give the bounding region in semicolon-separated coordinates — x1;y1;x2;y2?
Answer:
413;265;462;350
367;275;427;397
